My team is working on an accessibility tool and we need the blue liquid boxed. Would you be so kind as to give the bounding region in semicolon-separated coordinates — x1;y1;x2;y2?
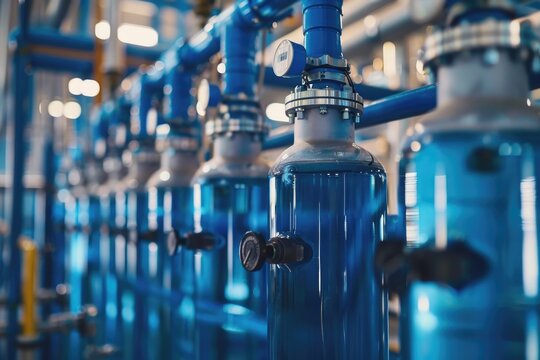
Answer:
125;191;148;360
67;194;89;360
269;162;387;360
114;191;131;359
193;177;268;360
87;195;105;346
101;193;123;354
401;131;540;359
145;186;195;359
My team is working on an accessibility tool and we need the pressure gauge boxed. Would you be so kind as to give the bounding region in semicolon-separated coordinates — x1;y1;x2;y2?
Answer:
272;40;306;78
197;79;221;110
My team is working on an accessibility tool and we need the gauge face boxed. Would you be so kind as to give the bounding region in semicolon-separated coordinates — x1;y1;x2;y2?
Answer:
273;40;295;77
273;39;307;78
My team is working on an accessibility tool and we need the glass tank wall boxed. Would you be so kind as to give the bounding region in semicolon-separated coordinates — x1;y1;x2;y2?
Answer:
146;146;199;359
192;133;268;360
118;147;160;360
268;109;387;360
400;51;540;359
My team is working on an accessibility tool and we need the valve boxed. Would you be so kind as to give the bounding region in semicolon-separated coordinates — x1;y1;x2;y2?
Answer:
272;40;307;78
41;304;98;337
85;344;120;358
239;231;312;272
36;283;70;308
136;229;160;242
167;229;223;256
375;239;490;292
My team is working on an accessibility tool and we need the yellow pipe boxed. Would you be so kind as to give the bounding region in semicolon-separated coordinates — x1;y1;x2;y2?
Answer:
19;237;38;337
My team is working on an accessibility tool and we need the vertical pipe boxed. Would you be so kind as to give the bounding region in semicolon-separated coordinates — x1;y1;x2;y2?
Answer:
7;1;33;357
302;0;343;59
165;70;192;123
41;133;57;359
93;0;104;104
20;238;38;338
221;20;258;97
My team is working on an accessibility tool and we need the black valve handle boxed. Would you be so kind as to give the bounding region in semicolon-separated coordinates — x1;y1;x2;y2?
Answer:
239;231;312;272
167;229;222;256
376;239;490;292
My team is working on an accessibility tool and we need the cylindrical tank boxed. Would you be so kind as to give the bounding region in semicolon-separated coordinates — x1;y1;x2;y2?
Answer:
118;142;160;360
191;132;269;360
268;108;387;359
145;130;200;359
249;0;388;358
399;13;540;360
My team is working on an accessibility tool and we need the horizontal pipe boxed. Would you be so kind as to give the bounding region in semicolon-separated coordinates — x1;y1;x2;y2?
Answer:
28;54;93;75
163;0;296;72
24;29;95;52
261;67;403;100
262;84;436;149
359;84;436;127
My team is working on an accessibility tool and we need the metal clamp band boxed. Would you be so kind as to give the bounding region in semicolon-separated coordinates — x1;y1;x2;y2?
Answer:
306;55;348;69
205;118;268;137
420;19;540;66
306;71;348;84
156;136;199;152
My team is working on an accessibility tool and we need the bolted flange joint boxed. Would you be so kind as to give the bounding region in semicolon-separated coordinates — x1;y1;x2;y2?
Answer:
284;88;363;123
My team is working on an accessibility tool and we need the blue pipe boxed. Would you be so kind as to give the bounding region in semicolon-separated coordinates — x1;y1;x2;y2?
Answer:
262;84;437;150
25;28;95;51
28;54;93;75
161;0;295;72
359;84;436;127
136;72;165;140
164;69;192;123
7;1;32;358
221;20;258;97
302;0;343;59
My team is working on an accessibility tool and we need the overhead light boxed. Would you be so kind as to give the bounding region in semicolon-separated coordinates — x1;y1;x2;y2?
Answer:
159;171;171;182
121;78;132;92
95;20;111;40
82;79;100;97
383;42;397;77
266;103;288;122
68;78;100;97
118;24;158;47
196;101;206;117
47;100;64;118
63;101;82;119
156;124;170;136
68;77;83;95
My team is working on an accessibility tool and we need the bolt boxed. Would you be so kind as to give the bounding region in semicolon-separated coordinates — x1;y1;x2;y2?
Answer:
342;109;350;120
288;113;295;124
319;106;328;115
355;113;361;125
297;110;304;120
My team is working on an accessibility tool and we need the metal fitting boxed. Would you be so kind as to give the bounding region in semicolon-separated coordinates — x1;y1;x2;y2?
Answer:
420;19;540;70
342;109;350;121
205;117;268;138
284;88;363;123
305;55;348;70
